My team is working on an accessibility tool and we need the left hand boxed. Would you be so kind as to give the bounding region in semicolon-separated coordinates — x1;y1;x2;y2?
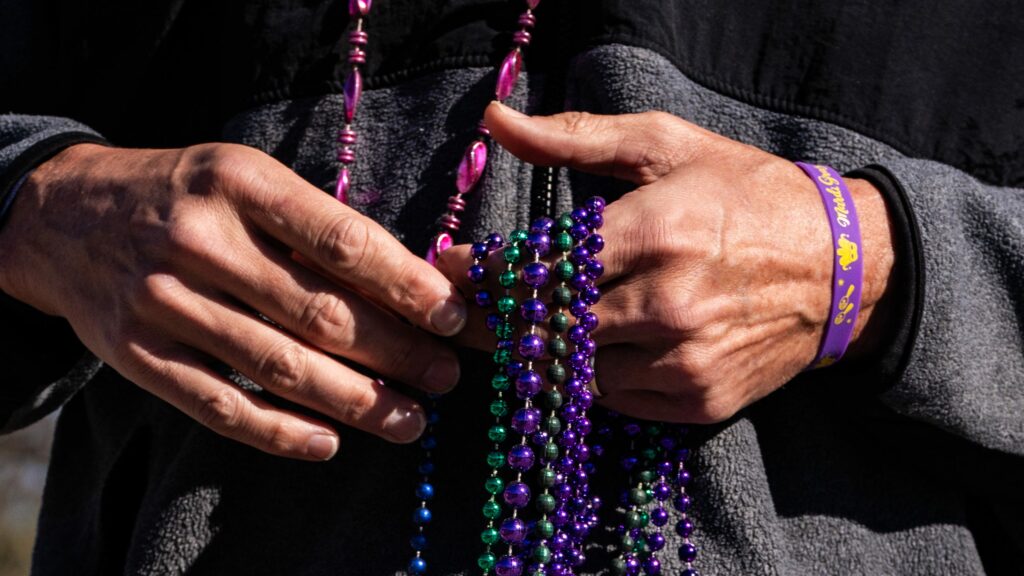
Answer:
438;102;898;423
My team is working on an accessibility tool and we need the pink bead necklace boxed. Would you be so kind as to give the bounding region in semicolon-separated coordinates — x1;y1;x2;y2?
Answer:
333;0;539;265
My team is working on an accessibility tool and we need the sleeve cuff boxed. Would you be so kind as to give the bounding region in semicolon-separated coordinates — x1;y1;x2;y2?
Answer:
840;164;926;391
0;130;109;201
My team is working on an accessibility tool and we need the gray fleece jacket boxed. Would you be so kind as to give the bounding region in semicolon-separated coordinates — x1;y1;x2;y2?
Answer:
1;43;1022;575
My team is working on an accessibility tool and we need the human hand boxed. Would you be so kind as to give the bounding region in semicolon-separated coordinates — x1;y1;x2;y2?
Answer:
438;103;897;423
0;143;466;459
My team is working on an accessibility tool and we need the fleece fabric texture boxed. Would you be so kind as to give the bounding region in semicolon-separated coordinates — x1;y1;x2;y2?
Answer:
1;44;1022;575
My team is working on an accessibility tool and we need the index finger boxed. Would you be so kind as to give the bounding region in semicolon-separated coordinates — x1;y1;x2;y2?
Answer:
243;165;467;337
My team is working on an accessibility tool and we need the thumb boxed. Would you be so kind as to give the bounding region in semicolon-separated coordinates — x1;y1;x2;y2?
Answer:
483;102;692;185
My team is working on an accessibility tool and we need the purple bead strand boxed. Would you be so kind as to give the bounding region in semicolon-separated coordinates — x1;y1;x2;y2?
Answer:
672;428;699;576
334;11;371;204
567;203;606;569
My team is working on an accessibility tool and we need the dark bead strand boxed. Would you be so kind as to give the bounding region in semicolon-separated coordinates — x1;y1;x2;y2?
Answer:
671;426;699;575
513;215;567;576
475;236;518;575
543;213;586;576
610;420;647;576
642;445;673;576
637;423;668;576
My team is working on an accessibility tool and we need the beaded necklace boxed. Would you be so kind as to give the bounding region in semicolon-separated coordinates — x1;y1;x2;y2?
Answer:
333;1;699;574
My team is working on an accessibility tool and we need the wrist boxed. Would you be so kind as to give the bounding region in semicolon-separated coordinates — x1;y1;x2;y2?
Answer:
0;143;112;310
840;177;898;360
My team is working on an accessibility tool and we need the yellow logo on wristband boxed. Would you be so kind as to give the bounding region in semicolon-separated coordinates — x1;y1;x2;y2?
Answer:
833;283;857;325
836;234;860;271
814;165;852;227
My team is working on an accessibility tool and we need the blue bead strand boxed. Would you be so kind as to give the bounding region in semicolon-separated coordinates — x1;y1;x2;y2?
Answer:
408;396;441;575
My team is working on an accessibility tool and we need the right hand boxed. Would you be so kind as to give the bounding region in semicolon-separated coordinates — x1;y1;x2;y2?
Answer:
0;142;467;460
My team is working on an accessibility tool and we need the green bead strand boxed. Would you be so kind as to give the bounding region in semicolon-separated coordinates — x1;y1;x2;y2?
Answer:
503;245;522;264
488;425;507;443
535;493;556;513
491;374;510;391
486;451;506;469
554;231;573;252
489;399;508;417
482;500;502;519
554;260;575;280
478;552;497;571
496;322;514;339
493;349;512;365
481;527;500;545
496;296;516;314
533;545;552;564
536;518;555;539
484;476;505;495
498;269;517;288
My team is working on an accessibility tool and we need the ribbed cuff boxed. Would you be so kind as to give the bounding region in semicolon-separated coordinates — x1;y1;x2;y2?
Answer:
841;164;925;391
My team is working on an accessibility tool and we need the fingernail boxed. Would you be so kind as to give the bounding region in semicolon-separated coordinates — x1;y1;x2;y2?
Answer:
306;433;338;460
383;405;427;443
422;355;461;393
429;298;467;336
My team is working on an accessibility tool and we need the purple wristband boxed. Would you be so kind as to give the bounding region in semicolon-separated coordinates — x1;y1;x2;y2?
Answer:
795;162;864;369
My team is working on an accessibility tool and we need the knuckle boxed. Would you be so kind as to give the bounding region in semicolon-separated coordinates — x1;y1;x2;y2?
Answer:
643;214;685;260
300;292;355;348
255;342;310;395
186;143;264;195
132;272;186;314
560;111;597;137
334;382;376;426
319;215;374;273
388;335;423;380
649;295;697;341
386;264;434;319
265;421;298;455
674;346;715;387
195;389;246;432
164;216;215;258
